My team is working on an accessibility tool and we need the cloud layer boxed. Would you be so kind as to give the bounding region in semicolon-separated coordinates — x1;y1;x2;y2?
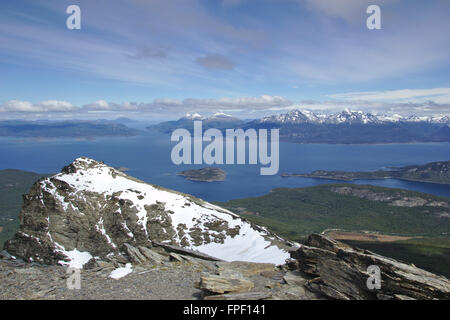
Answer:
1;90;448;119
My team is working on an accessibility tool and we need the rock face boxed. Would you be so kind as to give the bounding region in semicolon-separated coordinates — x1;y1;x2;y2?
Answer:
4;157;293;267
289;234;450;300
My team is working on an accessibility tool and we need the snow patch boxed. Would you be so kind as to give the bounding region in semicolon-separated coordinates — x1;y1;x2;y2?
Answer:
109;263;133;279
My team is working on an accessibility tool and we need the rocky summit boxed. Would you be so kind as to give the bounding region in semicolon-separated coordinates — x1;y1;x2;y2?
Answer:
4;157;293;267
1;157;450;300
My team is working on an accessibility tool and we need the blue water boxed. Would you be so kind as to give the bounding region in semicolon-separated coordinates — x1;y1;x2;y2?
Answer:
0;133;449;201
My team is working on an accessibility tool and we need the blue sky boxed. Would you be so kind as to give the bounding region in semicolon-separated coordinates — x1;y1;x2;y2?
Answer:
0;0;449;120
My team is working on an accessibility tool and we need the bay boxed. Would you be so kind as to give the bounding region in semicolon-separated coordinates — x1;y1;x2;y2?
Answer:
0;132;448;201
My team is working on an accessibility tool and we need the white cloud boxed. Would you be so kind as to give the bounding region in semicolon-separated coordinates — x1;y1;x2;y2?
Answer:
2;92;448;119
329;88;450;104
0;100;77;113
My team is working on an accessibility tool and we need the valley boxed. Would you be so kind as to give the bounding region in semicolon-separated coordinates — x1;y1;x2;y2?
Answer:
217;184;450;278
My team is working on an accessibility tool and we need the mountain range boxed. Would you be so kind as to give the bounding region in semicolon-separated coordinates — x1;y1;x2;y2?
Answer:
254;109;450;125
147;109;450;144
0;120;140;138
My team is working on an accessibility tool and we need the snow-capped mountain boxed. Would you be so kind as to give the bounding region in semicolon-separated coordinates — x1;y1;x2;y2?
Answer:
257;109;449;125
5;157;293;267
147;112;243;132
205;112;239;121
181;113;203;120
259;109;324;124
326;109;381;124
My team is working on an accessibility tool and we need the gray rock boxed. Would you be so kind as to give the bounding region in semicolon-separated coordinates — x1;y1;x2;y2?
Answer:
283;271;308;286
83;258;99;270
204;291;271;300
96;260;114;269
290;234;450;300
198;275;254;294
138;246;165;265
122;243;147;264
153;242;222;262
0;250;12;260
169;252;184;262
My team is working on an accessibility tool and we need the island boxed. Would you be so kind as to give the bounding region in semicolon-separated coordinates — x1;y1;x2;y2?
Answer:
281;161;450;185
177;168;226;182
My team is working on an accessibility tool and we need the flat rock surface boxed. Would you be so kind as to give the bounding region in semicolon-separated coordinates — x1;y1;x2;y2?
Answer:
0;255;319;300
0;259;205;300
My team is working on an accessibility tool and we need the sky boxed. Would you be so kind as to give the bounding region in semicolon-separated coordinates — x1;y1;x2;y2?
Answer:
0;0;449;120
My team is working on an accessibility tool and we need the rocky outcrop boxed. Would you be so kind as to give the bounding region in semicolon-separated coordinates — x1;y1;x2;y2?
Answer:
289;234;450;300
2;233;450;300
4;157;293;267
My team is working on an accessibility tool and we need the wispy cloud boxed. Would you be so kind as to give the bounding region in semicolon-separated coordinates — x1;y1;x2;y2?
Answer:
0;0;449;113
196;54;236;70
329;88;450;104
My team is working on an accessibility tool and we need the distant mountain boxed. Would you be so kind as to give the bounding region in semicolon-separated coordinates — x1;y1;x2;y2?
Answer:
0;121;140;138
255;109;450;125
147;109;449;143
245;109;450;144
147;113;244;133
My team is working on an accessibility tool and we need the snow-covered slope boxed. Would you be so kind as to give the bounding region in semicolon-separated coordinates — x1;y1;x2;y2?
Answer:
5;157;293;267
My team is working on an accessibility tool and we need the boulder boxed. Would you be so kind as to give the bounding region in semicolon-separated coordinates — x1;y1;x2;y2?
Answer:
198;275;254;294
0;250;12;260
122;243;147;264
138;246;165;265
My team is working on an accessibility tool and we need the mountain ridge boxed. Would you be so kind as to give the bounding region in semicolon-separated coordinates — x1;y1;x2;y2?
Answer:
4;157;293;267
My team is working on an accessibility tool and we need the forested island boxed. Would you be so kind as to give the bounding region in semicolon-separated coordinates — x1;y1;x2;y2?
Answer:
177;168;226;182
281;161;450;185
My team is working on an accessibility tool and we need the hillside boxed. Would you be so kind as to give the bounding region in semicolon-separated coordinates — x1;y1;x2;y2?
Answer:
216;184;450;277
0;170;49;248
0;121;140;138
217;184;450;238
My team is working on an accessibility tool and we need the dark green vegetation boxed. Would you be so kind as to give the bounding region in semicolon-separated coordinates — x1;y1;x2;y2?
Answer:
282;161;450;185
0;170;49;248
0;121;139;138
217;184;450;239
178;168;226;182
341;238;450;278
217;184;450;277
